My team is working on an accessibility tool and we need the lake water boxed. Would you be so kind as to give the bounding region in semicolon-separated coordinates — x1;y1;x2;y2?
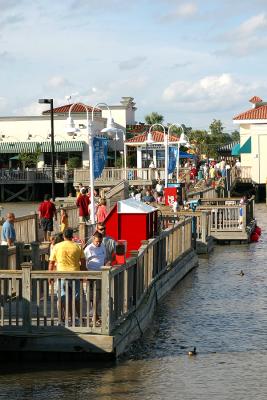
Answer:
0;204;266;399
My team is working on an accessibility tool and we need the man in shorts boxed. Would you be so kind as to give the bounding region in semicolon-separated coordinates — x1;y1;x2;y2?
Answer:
38;194;57;241
49;228;86;323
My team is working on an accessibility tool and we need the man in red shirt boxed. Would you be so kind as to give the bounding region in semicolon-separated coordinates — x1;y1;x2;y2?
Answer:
38;194;57;241
76;188;90;222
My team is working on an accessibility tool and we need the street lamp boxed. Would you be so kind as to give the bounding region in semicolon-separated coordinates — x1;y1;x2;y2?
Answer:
38;98;55;201
147;123;166;184
66;102;116;224
167;124;189;182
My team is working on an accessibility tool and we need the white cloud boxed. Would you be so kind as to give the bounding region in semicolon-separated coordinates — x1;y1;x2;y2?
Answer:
162;73;265;112
46;76;71;89
217;13;267;56
235;13;267;37
161;2;197;20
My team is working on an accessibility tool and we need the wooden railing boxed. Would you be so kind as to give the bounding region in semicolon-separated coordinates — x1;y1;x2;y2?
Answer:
187;186;218;200
0;218;193;334
74;167;190;186
198;196;255;235
0;205;79;244
161;210;211;245
230;166;252;183
0;167;74;183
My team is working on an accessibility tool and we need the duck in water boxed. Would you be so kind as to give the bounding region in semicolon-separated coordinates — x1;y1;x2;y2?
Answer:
239;270;245;276
188;347;197;356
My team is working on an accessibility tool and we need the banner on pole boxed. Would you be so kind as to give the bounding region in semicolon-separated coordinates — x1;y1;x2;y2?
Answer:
168;146;178;174
93;137;108;179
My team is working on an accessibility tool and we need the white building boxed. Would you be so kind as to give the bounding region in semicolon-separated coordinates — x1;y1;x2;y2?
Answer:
233;96;267;184
0;97;136;168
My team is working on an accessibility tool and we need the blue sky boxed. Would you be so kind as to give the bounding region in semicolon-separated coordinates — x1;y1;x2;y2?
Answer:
1;0;267;131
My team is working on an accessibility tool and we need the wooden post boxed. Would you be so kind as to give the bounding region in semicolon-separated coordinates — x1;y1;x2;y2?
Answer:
101;266;111;335
31;241;40;270
0;245;8;269
31;212;39;242
201;212;207;243
15;242;24;269
21;262;32;332
79;222;86;242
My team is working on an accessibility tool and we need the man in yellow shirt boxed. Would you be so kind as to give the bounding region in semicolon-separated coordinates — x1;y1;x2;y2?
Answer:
49;228;86;323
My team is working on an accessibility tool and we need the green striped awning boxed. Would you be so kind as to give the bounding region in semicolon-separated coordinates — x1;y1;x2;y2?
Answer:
0;141;38;153
0;141;85;154
40;141;85;152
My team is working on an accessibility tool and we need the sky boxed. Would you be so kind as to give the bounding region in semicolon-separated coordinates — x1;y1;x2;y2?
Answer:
1;0;267;131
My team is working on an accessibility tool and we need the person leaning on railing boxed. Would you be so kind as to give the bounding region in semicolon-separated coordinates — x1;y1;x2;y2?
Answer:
1;213;16;246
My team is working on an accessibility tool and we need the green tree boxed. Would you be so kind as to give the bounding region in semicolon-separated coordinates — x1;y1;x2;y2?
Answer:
67;156;82;169
231;130;240;142
144;112;164;126
19;146;41;168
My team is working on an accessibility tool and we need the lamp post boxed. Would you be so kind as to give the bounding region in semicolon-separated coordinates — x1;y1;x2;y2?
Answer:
66;102;116;224
38;98;55;200
147;123;166;185
167;124;189;182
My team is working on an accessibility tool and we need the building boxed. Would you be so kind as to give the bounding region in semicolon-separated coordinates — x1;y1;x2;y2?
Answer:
233;96;267;184
0;97;137;169
125;130;193;169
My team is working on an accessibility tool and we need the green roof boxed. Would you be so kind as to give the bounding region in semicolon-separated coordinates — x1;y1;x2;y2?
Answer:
0;141;85;154
231;143;240;156
239;137;251;154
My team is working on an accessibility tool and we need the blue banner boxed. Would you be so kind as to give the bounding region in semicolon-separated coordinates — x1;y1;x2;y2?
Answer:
168;146;178;174
93;137;108;179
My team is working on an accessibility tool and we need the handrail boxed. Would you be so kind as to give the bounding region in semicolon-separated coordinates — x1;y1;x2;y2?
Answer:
0;217;194;335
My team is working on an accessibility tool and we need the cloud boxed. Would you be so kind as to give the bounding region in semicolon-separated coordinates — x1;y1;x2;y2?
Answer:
119;56;146;70
46;76;72;89
161;2;197;21
217;13;267;56
235;13;267;37
162;73;265;112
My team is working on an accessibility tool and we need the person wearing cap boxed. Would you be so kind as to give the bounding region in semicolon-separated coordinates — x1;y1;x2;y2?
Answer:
49;228;86;322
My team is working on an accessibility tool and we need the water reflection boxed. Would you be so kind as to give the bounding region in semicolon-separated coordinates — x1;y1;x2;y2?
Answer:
0;205;267;399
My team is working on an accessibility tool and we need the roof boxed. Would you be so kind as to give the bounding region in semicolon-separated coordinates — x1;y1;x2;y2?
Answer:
249;96;262;104
125;130;179;143
117;198;157;214
0;141;85;154
42;103;101;115
233;105;267;120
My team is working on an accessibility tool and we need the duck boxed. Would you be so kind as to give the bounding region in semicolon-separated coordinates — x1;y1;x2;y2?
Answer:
188;347;197;356
239;270;245;276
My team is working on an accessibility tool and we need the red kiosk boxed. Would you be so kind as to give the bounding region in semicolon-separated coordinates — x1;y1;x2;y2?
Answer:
105;198;158;261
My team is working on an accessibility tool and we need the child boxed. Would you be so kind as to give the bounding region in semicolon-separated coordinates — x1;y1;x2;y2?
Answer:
60;208;68;232
96;198;108;223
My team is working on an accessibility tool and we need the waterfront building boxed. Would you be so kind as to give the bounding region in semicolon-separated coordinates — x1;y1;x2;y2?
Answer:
233;96;267;184
0;97;136;169
125;130;194;169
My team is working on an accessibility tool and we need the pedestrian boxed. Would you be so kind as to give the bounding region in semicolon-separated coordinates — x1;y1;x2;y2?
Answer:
96;198;108;223
48;228;86;323
86;223;116;264
60;208;68;232
1;213;16;246
84;231;108;270
38;194;57;242
76;188;90;222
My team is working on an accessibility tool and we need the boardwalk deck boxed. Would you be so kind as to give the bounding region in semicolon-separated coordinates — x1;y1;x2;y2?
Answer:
0;218;198;358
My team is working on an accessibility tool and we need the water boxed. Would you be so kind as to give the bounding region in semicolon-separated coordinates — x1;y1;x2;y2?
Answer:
0;204;267;399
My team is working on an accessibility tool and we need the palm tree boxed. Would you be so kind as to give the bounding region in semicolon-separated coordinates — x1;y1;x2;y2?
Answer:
144;112;164;125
